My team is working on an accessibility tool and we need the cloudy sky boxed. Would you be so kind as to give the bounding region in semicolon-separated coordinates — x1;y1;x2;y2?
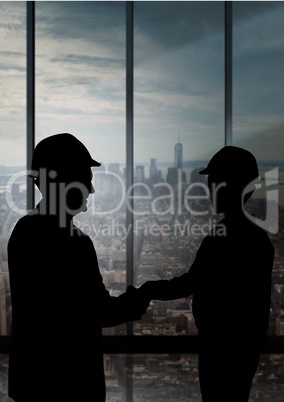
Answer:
0;1;284;168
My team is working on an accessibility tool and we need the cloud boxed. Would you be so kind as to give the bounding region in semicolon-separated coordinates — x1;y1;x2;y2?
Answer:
1;1;284;167
36;1;124;46
50;53;124;70
234;121;284;162
134;1;283;64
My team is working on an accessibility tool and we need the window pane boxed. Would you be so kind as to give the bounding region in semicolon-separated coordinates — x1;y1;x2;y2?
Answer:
133;1;224;335
233;2;284;335
0;354;8;397
35;1;126;334
0;1;26;336
0;353;283;400
105;354;284;401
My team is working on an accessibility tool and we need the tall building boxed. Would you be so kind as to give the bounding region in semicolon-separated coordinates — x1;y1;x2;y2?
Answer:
174;135;183;170
106;163;121;194
166;167;178;187
167;137;186;187
189;167;207;196
149;158;158;184
135;165;145;183
0;270;7;335
108;163;120;175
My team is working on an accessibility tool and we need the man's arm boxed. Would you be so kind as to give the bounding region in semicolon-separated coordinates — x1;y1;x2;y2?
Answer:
137;236;209;301
89;239;150;327
98;284;150;328
94;234;209;326
138;270;196;301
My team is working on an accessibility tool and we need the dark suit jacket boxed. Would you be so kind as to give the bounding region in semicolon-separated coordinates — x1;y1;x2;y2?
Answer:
148;216;275;348
8;209;145;402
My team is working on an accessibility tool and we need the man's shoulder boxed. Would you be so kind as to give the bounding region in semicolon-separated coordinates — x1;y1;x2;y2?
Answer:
9;212;36;236
69;224;96;249
7;213;39;255
71;224;91;240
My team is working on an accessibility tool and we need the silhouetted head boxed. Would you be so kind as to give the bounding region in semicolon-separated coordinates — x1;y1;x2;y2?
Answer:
29;133;101;218
200;146;260;214
29;133;100;176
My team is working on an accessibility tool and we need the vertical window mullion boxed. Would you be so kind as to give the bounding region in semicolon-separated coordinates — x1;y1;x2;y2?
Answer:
126;2;134;402
26;1;35;210
225;1;233;146
126;0;134;331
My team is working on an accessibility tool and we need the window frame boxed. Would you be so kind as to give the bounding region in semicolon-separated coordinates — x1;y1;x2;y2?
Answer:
1;0;283;356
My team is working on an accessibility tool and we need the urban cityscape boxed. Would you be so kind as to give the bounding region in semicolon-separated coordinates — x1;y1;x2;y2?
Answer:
0;140;283;400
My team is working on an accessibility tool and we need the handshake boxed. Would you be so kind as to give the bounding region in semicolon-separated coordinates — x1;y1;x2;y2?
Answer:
126;280;169;317
138;280;162;301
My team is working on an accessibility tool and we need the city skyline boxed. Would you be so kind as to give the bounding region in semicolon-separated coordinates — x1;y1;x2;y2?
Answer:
1;135;284;208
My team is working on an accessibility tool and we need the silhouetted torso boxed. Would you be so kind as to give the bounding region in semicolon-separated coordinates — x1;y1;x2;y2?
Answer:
192;216;273;340
147;215;274;401
8;207;144;402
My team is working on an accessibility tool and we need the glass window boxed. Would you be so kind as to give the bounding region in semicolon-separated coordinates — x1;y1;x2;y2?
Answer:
233;1;284;335
105;354;284;401
0;352;283;400
0;354;8;397
0;1;26;336
133;1;225;335
0;2;284;401
35;1;126;335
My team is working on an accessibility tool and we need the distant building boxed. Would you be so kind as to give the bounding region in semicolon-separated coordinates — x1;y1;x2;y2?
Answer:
0;271;7;335
166;167;178;187
135;165;145;183
108;163;120;175
175;140;183;170
190;167;206;185
189;167;208;196
154;300;174;317
149;158;158;184
12;182;20;203
106;163;121;194
166;167;186;187
91;163;107;194
167;138;187;187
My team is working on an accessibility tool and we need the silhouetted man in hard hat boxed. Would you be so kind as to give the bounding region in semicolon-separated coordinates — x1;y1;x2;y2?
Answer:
140;146;275;401
8;133;150;402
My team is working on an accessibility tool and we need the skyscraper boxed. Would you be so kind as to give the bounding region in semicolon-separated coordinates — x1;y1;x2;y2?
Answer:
136;165;145;183
149;158;158;184
168;135;186;186
174;135;183;170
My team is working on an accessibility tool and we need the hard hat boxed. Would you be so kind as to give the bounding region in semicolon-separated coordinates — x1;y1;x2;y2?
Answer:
199;145;260;185
29;133;101;178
